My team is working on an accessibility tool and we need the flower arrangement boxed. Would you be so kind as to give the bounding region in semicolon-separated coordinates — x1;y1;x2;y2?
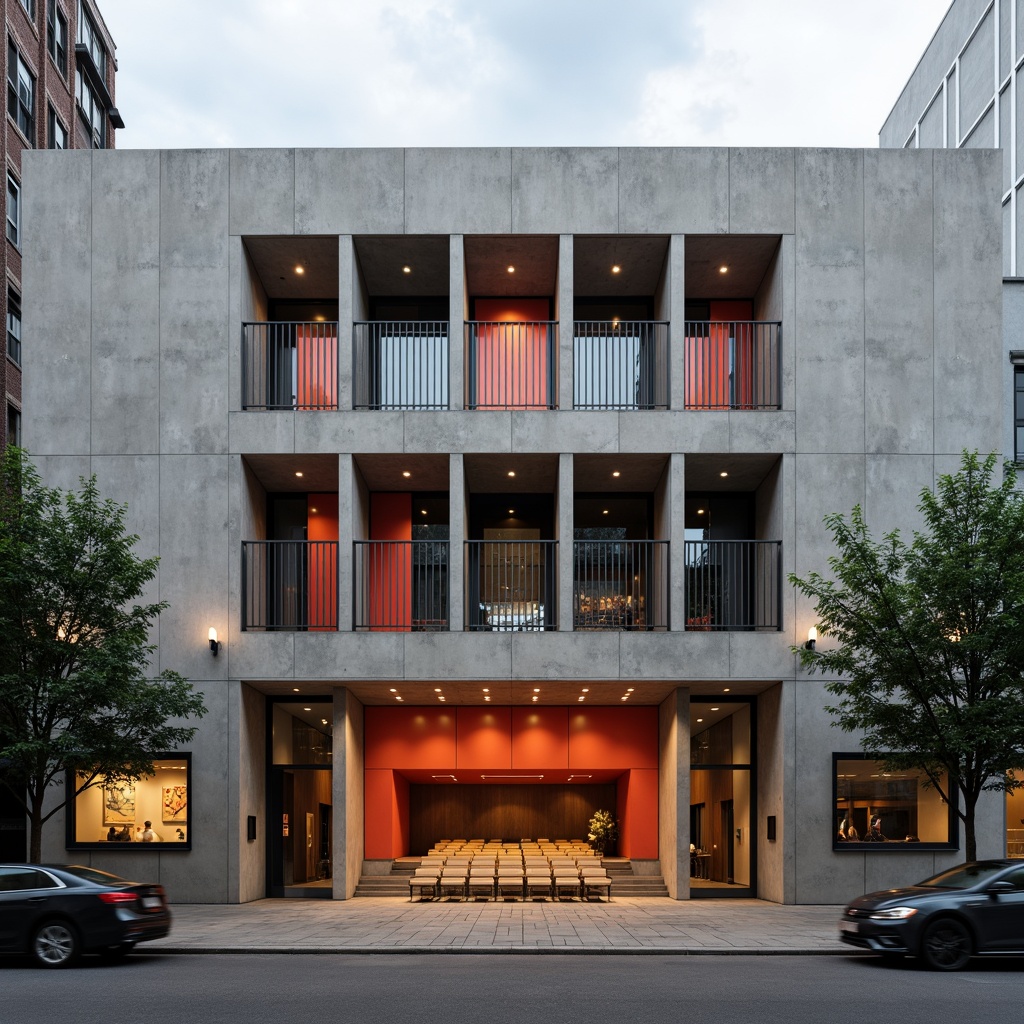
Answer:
587;809;619;856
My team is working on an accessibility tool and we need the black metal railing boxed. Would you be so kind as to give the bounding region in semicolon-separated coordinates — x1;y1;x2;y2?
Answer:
684;540;782;631
465;540;557;630
465;321;557;410
241;541;338;630
353;540;450;630
241;321;339;410
573;321;669;410
353;321;449;410
683;321;781;410
573;540;669;630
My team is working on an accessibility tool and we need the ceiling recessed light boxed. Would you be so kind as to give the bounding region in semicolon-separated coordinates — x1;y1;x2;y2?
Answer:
484;696;491;701
434;688;442;693
611;265;621;274
402;265;411;274
439;696;445;701
396;696;403;701
508;470;515;477
295;471;303;478
402;471;411;478
627;688;634;692
697;508;705;515
507;265;515;274
711;707;720;711
720;471;728;478
314;315;325;322
310;507;318;514
303;707;311;712
582;688;589;693
532;696;538;701
719;265;728;274
482;688;489;693
578;696;585;701
602;509;609;515
533;688;540;693
295;265;305;275
696;718;703;723
508;509;515;515
389;688;397;693
321;719;328;725
723;688;731;693
292;688;300;692
621;696;628;700
612;471;620;478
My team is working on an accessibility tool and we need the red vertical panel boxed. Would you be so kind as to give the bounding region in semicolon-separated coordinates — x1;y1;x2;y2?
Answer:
369;493;413;631
710;300;754;410
307;494;338;631
474;298;550;409
456;706;512;770
617;769;659;859
296;324;338;410
394;771;410;856
364;707;457;770
568;707;658;769
364;769;396;859
511;706;569;769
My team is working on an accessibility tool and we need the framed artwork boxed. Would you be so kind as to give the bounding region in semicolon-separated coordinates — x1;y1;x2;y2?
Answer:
102;783;136;825
162;785;188;823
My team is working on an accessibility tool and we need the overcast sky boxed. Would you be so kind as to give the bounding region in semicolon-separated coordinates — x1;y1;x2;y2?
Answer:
98;0;952;150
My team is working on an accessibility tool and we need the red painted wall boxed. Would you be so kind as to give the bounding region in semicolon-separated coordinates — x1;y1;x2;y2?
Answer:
684;300;753;409
568;707;658;769
368;493;413;630
474;298;551;409
307;494;338;631
365;706;457;770
511;706;570;768
617;769;659;859
296;324;338;410
457;707;512;769
364;769;410;859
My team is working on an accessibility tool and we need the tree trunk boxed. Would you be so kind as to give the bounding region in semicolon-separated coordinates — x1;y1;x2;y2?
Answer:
29;808;43;863
963;799;977;863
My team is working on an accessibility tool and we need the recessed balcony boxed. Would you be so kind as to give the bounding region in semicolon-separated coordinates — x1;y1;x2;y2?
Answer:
573;539;669;630
352;321;449;410
573;321;670;410
684;540;782;631
353;540;450;631
241;321;339;410
241;540;338;630
683;320;781;411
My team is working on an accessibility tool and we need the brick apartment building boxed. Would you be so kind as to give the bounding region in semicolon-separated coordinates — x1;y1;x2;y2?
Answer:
2;0;120;451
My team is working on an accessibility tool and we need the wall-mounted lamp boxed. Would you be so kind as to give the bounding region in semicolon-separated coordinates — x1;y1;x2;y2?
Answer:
804;626;817;651
209;627;221;656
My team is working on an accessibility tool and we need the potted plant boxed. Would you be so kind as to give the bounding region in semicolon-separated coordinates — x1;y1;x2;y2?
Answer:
587;809;619;857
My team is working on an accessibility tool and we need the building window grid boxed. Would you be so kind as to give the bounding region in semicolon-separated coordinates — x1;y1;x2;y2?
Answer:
75;68;104;148
19;0;35;21
7;41;36;144
6;175;20;247
6;404;21;448
48;105;67;149
47;0;68;77
77;0;106;79
7;291;21;365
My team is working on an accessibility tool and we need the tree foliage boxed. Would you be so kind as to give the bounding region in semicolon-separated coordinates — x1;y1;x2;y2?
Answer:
0;447;206;860
790;452;1024;861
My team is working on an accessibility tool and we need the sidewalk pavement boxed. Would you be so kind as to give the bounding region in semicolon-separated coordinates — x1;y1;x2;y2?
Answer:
151;897;850;955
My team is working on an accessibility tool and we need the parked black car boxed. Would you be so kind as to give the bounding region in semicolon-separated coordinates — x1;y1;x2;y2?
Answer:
840;860;1024;970
0;864;171;967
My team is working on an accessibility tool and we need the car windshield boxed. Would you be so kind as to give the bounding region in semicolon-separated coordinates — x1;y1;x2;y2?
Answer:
58;865;131;886
916;862;1008;889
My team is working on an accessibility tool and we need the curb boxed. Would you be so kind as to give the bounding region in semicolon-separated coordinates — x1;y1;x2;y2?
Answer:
149;945;856;957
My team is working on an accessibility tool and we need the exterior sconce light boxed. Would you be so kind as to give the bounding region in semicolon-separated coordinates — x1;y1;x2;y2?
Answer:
209;627;221;656
804;626;817;651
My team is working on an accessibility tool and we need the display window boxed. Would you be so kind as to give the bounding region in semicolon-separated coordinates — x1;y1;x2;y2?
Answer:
66;754;191;850
833;753;957;851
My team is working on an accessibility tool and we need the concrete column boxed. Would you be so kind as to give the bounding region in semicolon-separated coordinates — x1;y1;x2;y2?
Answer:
668;235;685;411
449;235;465;410
668;453;685;630
338;235;355;411
338;454;354;631
449;452;465;631
557;452;573;630
659;687;690;899
333;686;365;899
557;234;574;410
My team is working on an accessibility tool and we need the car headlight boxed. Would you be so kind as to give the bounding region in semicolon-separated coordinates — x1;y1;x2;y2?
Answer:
868;907;918;920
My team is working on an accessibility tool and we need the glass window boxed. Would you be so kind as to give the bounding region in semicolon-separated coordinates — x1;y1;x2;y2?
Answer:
77;1;106;78
75;68;104;148
68;755;192;848
47;0;68;76
6;175;19;246
7;290;21;364
6;404;20;448
19;0;35;21
48;105;67;150
7;42;36;143
0;867;59;892
833;754;957;849
272;703;332;765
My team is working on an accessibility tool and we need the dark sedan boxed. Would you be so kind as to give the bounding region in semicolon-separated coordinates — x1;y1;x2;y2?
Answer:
0;863;171;967
840;859;1024;970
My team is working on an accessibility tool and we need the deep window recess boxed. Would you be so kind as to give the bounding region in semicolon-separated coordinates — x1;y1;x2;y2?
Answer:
833;753;958;850
48;0;68;76
75;68;104;147
7;290;21;364
6;404;21;447
19;0;35;22
6;175;20;246
7;42;36;143
48;105;67;149
1015;364;1024;463
77;0;106;77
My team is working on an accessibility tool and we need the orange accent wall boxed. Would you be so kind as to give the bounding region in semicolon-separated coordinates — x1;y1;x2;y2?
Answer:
368;493;413;631
568;707;658;769
473;298;551;410
364;769;409;859
457;707;512;770
511;706;570;768
295;324;338;410
617;769;659;859
364;707;457;770
684;300;753;410
307;494;338;631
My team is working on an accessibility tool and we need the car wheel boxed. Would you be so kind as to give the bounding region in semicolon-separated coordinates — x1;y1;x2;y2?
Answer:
31;920;80;969
920;917;973;971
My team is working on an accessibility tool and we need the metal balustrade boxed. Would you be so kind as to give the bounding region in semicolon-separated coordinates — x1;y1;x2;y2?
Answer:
353;540;450;631
573;321;669;410
241;322;339;410
573;540;669;630
684;540;782;631
683;321;781;410
465;540;558;630
465;322;557;410
241;541;338;630
353;321;449;410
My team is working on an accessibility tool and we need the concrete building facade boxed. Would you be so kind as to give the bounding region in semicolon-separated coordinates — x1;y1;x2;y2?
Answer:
21;145;1006;903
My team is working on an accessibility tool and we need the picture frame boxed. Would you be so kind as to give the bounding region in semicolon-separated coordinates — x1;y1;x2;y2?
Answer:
162;785;188;823
102;783;136;825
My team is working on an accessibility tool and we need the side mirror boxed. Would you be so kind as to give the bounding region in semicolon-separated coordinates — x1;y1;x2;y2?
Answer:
986;880;1017;895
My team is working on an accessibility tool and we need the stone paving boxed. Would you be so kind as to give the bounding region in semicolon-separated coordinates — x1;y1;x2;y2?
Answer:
151;897;849;955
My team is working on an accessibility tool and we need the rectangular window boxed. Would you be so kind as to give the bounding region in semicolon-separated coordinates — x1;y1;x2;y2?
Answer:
68;754;192;849
833;754;957;850
47;0;68;76
6;404;21;448
19;0;36;21
7;290;21;364
1015;366;1024;463
7;41;36;143
47;105;67;149
77;1;106;78
75;68;104;148
6;175;20;247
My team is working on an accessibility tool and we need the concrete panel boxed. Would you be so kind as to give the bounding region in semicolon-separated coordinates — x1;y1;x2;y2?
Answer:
756;683;794;903
334;687;365;899
228;412;296;453
228;149;295;235
557;453;573;632
449;236;465;411
294;633;405;679
159;151;231;454
619;148;729;233
794;150;865;455
449;453;465;631
511;148;618;234
864;454;934;539
658;689;690;899
557;234;573;411
295;412;405;454
236;682;267;903
667;235;685;411
294;149;404;234
230;633;297;680
511;631;620;679
933;151;1003;454
404;412;512;453
727;633;796;680
91;150;161;455
729;148;796;234
729;412;796;453
619;632;730;680
618;411;729;453
30;455;92;493
22;151;92;454
405;148;512;233
864;150;935;455
511;412;618;453
403;632;513;679
339;236;355;411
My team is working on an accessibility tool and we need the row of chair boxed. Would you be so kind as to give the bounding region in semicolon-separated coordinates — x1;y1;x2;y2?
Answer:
408;860;612;902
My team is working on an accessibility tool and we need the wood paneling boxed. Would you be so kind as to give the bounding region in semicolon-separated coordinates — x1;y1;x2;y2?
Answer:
408;784;615;853
285;768;332;883
691;769;734;882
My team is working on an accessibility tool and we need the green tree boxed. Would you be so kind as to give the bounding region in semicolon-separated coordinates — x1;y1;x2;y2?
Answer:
0;447;206;861
790;452;1024;862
